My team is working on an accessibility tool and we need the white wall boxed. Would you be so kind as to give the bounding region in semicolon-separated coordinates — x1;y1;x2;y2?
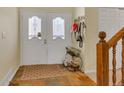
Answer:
85;8;99;72
73;8;99;73
74;7;85;17
0;8;20;85
73;7;85;71
20;7;75;14
73;7;85;48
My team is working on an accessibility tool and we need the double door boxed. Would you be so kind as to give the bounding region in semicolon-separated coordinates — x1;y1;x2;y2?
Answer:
21;12;72;65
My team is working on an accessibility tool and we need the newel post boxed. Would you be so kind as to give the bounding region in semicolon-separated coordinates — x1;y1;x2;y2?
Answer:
97;32;109;86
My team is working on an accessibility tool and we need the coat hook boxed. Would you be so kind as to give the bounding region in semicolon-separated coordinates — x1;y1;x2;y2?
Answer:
78;16;86;21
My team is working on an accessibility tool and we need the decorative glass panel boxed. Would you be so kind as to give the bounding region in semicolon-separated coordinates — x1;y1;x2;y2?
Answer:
53;17;65;40
28;16;41;39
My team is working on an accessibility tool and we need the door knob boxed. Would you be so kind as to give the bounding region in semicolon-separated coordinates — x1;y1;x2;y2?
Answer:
44;39;47;44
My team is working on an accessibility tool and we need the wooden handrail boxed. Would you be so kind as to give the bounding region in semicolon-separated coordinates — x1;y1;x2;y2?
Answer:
97;27;124;86
107;27;124;48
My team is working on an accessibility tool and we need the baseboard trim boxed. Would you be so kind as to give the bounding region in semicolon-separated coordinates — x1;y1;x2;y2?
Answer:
85;69;96;73
0;65;19;86
85;66;121;74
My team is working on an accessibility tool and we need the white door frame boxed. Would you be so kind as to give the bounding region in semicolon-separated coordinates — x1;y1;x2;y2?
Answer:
20;9;72;65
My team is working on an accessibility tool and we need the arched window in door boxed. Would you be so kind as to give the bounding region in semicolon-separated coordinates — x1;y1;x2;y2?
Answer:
53;17;65;40
28;16;41;39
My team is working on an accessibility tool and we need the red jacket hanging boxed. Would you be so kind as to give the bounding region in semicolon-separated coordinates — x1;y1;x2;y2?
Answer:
70;23;78;32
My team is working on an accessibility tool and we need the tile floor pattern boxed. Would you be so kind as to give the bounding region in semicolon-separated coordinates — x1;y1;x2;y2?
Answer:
10;64;96;86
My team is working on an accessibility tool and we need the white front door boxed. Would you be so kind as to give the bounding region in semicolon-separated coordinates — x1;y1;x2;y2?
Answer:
21;12;72;65
47;13;71;64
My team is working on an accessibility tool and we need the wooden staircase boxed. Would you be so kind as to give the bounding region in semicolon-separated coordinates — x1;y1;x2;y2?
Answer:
97;27;124;86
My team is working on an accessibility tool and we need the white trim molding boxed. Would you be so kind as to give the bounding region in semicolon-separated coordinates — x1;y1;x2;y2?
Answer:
85;69;96;74
0;65;19;86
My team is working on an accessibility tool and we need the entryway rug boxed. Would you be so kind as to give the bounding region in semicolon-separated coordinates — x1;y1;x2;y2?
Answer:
10;64;96;86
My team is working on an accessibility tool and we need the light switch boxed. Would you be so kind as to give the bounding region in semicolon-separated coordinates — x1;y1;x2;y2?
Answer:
2;32;6;39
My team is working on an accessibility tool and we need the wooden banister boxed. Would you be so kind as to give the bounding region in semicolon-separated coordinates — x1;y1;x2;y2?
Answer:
107;27;124;48
97;27;124;86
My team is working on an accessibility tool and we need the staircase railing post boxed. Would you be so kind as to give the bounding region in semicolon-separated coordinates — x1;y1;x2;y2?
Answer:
96;32;109;86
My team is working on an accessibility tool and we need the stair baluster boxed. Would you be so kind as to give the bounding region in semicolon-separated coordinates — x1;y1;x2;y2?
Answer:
112;43;117;86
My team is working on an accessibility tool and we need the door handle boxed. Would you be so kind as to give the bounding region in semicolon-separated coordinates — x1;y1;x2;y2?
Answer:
44;39;47;44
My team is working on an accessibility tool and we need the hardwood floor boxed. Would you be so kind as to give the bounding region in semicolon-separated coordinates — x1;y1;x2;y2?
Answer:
87;68;122;86
9;64;96;86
